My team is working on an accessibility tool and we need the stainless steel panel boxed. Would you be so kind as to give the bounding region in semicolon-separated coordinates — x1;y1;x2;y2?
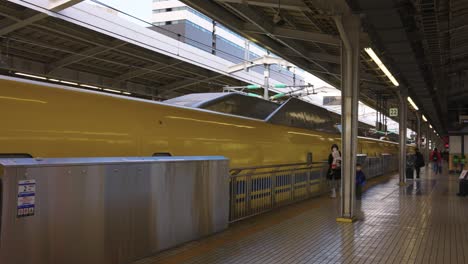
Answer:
0;156;229;264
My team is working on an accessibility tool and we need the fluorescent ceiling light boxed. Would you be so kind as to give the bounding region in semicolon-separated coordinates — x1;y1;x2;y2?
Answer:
364;47;399;86
15;72;47;80
80;84;101;90
104;88;121;94
60;80;78;85
14;73;132;97
407;97;419;110
422;115;427;122
429;124;432;129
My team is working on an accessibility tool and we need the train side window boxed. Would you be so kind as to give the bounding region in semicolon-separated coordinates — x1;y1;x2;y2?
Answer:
152;153;172;157
0;154;32;158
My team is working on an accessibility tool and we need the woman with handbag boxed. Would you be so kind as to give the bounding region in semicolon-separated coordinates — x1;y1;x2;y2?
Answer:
327;144;342;198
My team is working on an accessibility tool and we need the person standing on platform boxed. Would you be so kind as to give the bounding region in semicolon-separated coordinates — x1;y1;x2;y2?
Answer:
414;148;425;179
460;155;466;172
355;164;366;200
430;148;442;174
457;170;468;196
327;144;341;198
453;155;459;173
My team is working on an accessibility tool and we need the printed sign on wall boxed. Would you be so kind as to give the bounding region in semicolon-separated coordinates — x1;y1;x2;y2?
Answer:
17;179;36;218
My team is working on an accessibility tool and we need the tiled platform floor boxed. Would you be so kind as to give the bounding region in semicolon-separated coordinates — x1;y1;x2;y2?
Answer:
135;164;468;264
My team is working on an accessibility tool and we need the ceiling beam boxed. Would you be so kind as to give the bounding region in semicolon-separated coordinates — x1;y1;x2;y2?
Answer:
216;0;353;14
158;74;224;95
25;23;213;80
0;53;159;98
0;13;47;35
47;40;126;73
181;0;339;85
282;49;340;63
222;3;339;79
243;24;340;45
0;0;85;35
113;62;183;83
215;0;308;11
30;21;223;81
48;0;86;11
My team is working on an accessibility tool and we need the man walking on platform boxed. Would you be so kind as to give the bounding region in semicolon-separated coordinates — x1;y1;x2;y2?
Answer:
430;148;442;174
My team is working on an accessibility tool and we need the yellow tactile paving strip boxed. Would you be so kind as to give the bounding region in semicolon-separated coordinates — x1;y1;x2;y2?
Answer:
135;164;467;263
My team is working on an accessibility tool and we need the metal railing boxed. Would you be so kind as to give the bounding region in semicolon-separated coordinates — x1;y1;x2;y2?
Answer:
229;162;328;222
229;154;400;222
362;154;398;179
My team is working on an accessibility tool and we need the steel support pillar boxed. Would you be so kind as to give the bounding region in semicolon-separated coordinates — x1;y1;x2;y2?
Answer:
425;122;430;164
334;15;360;222
416;112;421;149
264;64;270;99
398;88;408;185
429;134;434;150
462;135;465;157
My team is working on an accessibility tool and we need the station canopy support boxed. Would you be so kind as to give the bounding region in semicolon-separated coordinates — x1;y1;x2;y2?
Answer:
398;88;408;185
425;122;430;163
414;112;420;149
334;14;360;222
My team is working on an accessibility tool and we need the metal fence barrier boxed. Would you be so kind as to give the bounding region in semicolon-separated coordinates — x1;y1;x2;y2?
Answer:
362;154;399;179
229;162;328;222
229;154;400;222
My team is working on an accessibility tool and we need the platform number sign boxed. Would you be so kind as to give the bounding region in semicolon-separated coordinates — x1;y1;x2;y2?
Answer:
17;179;36;218
389;108;398;117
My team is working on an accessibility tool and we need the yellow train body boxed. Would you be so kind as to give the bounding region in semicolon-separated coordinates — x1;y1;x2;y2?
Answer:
0;76;409;167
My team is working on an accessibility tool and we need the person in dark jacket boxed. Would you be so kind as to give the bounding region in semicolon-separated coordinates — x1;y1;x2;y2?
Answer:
356;164;366;200
430;148;442;174
414;148;425;179
327;144;341;198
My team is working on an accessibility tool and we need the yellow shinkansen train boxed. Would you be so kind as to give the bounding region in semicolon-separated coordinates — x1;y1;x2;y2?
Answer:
0;75;412;167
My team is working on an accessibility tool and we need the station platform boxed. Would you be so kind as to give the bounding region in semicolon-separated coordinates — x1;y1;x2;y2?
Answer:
134;165;467;264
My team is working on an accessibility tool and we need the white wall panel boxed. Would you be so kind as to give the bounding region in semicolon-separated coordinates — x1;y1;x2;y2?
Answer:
450;136;462;154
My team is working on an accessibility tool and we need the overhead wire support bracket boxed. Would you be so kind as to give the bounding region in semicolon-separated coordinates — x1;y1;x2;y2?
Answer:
222;83;314;101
